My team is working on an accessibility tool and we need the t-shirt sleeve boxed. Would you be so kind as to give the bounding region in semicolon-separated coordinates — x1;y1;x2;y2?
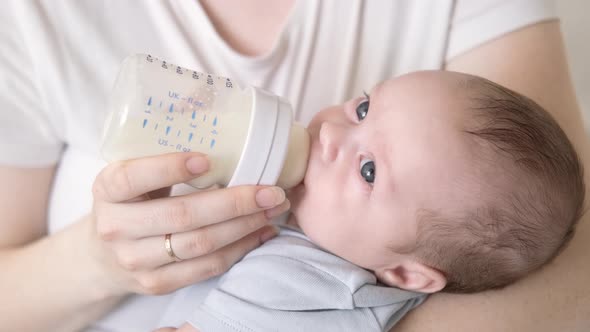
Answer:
0;1;64;166
446;0;558;61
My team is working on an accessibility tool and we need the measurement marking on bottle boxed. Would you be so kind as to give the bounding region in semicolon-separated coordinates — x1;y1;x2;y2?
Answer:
159;101;163;108
211;130;218;135
192;110;196;120
177;130;181;137
213;117;217;126
154;123;159;130
203;114;207;122
210;139;216;149
166;126;171;135
169;104;174;113
200;137;204;144
147;97;152;106
188;133;193;142
143;119;148;128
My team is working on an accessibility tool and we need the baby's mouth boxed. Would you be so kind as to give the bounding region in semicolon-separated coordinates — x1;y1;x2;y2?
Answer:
286;181;305;198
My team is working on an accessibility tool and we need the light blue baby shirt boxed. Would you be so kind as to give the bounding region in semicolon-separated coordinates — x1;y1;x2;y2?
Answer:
187;226;427;332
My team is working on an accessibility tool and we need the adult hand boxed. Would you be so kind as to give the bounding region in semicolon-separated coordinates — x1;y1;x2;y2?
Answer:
88;152;288;297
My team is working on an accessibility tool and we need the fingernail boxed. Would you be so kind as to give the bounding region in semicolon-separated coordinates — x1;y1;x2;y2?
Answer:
255;187;285;208
186;155;208;175
265;199;291;219
260;226;279;243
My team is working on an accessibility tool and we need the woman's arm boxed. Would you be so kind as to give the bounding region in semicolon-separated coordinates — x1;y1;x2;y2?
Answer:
0;166;126;332
395;20;590;332
0;152;285;332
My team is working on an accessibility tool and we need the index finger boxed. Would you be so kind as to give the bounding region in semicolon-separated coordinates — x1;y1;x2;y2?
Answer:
108;184;286;238
93;152;209;203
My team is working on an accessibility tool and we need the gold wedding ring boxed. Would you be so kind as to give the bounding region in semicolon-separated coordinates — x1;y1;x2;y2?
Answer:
164;233;182;262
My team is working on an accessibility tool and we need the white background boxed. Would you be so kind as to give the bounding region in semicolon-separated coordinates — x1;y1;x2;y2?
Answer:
556;0;590;128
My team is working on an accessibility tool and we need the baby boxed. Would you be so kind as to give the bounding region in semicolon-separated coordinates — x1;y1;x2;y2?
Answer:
157;71;585;332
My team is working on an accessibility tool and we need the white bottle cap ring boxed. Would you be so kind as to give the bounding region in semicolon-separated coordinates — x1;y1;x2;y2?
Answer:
259;97;293;185
228;87;293;187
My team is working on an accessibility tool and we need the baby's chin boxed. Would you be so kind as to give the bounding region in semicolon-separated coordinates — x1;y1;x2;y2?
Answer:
286;181;315;229
284;149;319;230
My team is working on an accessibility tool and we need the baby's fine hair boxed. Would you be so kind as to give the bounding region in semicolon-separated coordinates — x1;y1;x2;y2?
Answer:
412;75;585;293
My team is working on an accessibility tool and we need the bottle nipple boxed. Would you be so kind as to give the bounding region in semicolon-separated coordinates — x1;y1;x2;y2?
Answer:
276;123;310;189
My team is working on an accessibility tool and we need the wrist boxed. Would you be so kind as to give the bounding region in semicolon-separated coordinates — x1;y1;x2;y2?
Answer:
0;215;130;331
74;214;131;301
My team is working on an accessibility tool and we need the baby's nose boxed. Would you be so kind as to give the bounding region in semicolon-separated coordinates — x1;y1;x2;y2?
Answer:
319;121;346;162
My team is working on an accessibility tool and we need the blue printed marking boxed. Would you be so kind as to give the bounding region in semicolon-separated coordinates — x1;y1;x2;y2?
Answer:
192;110;196;119
143;119;148;128
211;130;218;135
210;139;216;149
188;133;193;142
177;130;181;137
147;97;152;106
169;104;174;113
166;126;171;135
213;116;217;126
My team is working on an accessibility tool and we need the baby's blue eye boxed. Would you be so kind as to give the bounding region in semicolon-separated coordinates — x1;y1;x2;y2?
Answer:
356;100;369;121
360;158;375;184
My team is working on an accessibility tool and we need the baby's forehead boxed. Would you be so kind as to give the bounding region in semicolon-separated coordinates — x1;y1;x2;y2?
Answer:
369;74;473;128
372;72;471;108
374;71;465;90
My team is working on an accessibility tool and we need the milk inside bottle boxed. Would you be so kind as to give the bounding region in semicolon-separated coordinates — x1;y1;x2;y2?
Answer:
101;54;310;189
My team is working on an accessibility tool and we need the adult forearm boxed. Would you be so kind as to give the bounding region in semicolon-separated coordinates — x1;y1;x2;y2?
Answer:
395;216;590;332
0;216;126;332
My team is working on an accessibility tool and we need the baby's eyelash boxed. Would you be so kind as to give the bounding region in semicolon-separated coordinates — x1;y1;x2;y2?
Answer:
363;91;370;100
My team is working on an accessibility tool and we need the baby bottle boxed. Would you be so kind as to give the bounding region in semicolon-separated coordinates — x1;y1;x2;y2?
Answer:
101;54;310;189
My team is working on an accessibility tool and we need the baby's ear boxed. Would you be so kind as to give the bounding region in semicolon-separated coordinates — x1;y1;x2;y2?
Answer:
375;261;446;293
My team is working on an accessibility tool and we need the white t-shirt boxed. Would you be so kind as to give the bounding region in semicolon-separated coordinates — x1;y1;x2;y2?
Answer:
0;0;556;331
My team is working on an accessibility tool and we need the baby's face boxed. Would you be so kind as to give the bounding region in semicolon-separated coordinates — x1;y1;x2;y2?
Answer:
288;71;482;271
